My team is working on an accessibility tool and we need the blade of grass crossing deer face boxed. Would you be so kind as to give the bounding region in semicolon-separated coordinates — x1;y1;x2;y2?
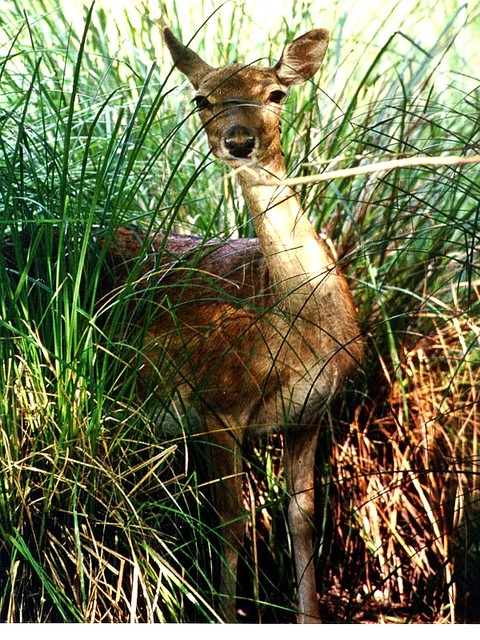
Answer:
163;27;363;623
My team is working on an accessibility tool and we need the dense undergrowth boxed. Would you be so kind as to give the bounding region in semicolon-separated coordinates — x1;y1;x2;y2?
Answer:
0;0;479;623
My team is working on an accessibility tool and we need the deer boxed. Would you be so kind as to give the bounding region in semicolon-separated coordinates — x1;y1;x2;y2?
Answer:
100;26;364;623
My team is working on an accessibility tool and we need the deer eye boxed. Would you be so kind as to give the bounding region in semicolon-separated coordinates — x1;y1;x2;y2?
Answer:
268;90;286;104
193;95;211;111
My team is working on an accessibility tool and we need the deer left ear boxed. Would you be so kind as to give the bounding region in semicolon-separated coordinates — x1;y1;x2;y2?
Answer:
164;28;214;89
274;28;329;88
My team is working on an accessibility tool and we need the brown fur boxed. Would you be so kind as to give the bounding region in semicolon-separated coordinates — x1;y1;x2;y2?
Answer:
102;226;361;427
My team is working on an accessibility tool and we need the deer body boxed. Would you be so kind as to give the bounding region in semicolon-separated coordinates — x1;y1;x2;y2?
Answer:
104;28;363;622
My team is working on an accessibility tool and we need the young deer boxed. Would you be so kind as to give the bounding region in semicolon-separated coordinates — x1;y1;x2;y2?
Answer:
105;27;363;622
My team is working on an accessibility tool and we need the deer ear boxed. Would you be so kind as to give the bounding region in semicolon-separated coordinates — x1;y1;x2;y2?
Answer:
164;28;214;89
274;28;329;88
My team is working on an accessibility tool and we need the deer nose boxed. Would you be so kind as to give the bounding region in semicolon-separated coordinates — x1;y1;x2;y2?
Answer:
223;125;256;159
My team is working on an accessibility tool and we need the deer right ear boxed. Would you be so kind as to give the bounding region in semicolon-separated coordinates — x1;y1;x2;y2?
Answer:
164;28;213;89
274;28;329;88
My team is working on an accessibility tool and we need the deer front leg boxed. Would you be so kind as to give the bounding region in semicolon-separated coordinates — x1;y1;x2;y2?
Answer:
206;419;245;622
284;426;321;623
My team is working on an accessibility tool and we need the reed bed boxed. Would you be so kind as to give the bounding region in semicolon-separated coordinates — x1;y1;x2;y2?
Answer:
0;0;479;622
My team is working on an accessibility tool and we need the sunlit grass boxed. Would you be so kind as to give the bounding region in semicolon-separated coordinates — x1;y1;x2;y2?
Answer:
0;0;479;623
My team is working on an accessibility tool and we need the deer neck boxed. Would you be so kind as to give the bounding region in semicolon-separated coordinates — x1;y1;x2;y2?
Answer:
237;163;338;317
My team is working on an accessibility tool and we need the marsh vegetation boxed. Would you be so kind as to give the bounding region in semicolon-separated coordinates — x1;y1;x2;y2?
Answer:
0;0;479;623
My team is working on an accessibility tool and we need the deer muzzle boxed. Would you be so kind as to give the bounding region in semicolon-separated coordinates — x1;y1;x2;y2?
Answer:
223;125;256;159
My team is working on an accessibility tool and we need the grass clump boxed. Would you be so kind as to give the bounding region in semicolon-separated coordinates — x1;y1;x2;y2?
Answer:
0;0;219;623
0;0;479;623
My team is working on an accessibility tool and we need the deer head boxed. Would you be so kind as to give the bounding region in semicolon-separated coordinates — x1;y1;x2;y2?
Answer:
164;28;329;173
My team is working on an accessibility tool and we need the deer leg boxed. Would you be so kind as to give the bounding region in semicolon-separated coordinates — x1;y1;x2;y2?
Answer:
284;426;321;623
206;418;245;622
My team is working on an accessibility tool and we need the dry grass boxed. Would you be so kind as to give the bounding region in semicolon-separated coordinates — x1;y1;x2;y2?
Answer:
317;291;480;622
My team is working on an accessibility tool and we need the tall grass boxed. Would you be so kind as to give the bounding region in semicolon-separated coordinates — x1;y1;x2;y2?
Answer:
0;0;479;623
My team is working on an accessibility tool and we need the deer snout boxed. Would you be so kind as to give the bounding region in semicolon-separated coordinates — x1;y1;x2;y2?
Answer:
223;125;256;159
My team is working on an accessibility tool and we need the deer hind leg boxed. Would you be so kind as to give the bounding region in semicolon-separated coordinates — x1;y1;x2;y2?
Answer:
204;415;245;622
284;426;321;623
